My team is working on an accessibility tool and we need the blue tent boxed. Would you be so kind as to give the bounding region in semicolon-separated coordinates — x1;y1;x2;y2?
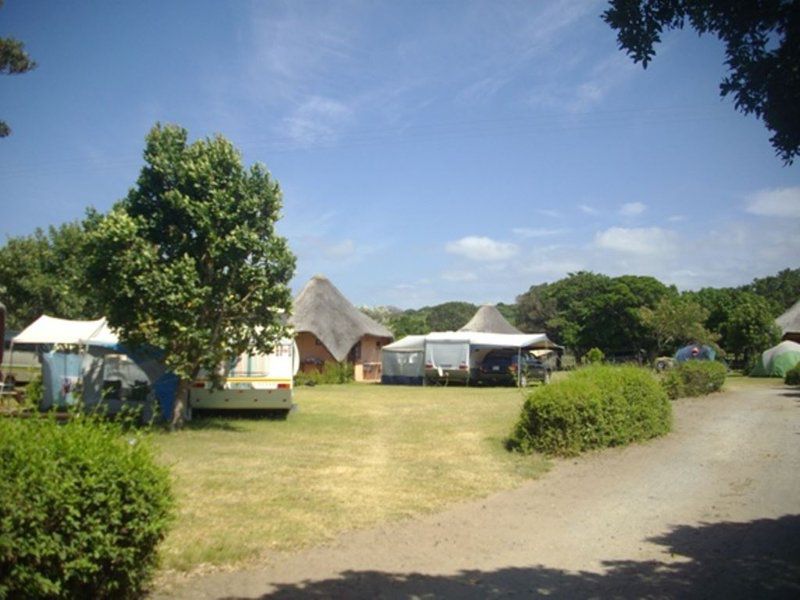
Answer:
674;343;716;362
83;342;178;420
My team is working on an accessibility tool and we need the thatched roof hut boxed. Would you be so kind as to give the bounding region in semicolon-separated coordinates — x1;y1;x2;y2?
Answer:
459;305;521;334
776;299;800;343
289;275;393;380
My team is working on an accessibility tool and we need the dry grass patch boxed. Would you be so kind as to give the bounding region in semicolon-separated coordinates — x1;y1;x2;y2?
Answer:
152;384;547;573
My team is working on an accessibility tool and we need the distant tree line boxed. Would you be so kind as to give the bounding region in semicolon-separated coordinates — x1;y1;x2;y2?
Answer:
0;219;795;367
514;270;791;366
364;269;797;367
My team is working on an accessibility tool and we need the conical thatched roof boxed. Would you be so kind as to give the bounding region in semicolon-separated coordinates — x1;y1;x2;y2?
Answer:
289;275;393;362
776;299;800;335
459;305;521;334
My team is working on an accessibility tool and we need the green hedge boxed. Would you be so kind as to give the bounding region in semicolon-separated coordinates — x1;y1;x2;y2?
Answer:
661;360;727;400
507;365;671;457
295;362;354;386
0;417;173;599
786;364;800;385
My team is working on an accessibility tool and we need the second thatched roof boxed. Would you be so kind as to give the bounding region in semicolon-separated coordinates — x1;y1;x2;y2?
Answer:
289;275;393;362
459;305;521;334
776;299;800;335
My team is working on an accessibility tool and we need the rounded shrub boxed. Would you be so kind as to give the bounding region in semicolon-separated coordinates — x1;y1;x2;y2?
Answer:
0;417;173;599
785;364;800;386
584;347;605;364
507;365;671;456
661;360;727;400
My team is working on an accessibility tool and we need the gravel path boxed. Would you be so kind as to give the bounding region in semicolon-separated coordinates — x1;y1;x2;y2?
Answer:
154;384;800;599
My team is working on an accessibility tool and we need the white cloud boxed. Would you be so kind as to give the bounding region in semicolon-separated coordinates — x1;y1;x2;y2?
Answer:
322;239;356;259
455;0;601;105
667;215;686;222
594;227;677;256
512;227;567;238
445;236;519;261
441;270;478;282
579;204;599;215
745;186;800;218
282;96;352;146
620;202;646;216
527;50;637;113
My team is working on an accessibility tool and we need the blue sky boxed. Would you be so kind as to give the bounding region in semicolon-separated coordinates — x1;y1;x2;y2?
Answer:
1;0;798;309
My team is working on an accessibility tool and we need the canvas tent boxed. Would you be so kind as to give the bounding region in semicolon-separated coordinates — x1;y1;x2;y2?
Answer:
776;299;800;344
10;315;175;417
750;340;800;377
289;275;393;381
380;335;427;385
459;305;521;334
381;331;560;385
10;316;118;410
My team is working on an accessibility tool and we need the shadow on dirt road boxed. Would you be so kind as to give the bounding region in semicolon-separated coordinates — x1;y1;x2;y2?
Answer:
221;515;800;599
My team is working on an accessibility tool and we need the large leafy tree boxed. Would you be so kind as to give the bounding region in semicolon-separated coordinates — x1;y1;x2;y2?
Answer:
88;124;295;428
0;221;102;329
426;301;477;332
742;267;800;314
686;286;744;335
517;272;671;357
0;0;37;137
719;292;781;363
603;0;800;164
516;282;558;338
639;295;718;356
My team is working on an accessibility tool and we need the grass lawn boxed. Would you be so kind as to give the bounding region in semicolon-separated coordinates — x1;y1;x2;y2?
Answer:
723;372;787;391
151;383;548;574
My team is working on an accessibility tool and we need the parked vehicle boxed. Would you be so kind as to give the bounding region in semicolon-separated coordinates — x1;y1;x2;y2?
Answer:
472;350;550;387
1;335;41;386
188;339;299;418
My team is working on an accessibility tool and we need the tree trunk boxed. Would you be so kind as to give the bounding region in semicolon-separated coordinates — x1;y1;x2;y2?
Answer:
171;378;189;431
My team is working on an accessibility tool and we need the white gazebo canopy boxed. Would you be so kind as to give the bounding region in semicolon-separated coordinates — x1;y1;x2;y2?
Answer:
12;315;119;346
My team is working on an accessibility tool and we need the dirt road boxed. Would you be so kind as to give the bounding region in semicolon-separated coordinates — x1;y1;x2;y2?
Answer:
155;383;800;599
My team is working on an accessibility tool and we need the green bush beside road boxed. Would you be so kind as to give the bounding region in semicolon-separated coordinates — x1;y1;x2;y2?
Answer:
785;364;800;385
0;417;172;599
508;365;672;457
661;361;727;400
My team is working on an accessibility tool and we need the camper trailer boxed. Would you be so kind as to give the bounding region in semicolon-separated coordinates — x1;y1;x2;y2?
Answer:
424;337;471;384
189;340;299;417
385;331;561;387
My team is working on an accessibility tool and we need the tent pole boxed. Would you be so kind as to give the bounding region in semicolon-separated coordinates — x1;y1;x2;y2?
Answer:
422;341;426;387
518;347;522;388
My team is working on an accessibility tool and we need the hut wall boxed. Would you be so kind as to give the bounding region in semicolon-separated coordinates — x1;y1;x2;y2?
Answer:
353;335;390;382
295;332;335;372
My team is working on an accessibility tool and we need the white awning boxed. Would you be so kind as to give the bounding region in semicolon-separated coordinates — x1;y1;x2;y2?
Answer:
383;331;560;352
382;335;427;352
426;331;558;349
12;315;119;346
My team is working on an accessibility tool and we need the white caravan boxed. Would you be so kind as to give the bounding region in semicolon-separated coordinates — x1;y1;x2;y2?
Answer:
189;339;300;417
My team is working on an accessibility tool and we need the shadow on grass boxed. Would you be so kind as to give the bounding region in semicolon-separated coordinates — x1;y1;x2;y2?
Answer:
221;515;800;599
182;409;290;432
182;418;247;432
